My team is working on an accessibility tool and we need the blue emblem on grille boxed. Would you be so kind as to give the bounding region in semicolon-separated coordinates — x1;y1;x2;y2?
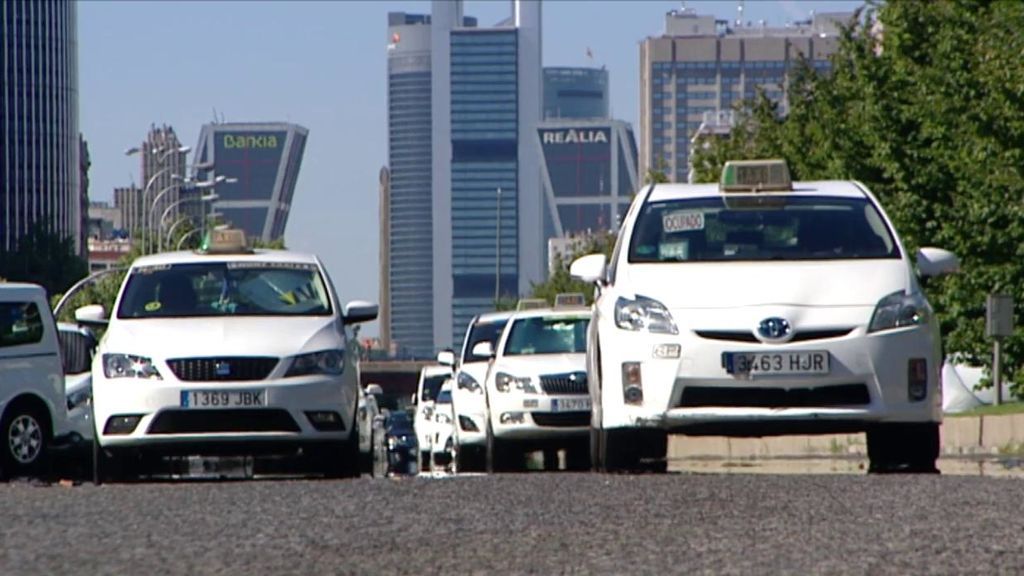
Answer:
215;361;231;377
758;317;791;340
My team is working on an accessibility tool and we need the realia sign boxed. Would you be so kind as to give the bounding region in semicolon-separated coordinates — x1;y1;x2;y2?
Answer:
541;128;609;145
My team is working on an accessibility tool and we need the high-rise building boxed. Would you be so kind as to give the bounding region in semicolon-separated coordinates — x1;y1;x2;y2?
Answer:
385;1;542;356
639;8;850;182
1;0;82;255
139;125;187;244
536;119;638;242
114;185;143;238
192;122;308;243
543;67;609;120
79;135;91;257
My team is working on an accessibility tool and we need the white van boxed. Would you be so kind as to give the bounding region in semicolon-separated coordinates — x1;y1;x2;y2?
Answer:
0;283;72;479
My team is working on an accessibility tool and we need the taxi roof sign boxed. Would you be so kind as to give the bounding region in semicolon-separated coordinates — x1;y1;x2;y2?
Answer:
554;293;586;308
198;228;252;255
516;298;548;311
720;159;792;193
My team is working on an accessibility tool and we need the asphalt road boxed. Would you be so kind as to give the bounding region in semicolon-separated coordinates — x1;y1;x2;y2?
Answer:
2;471;1024;575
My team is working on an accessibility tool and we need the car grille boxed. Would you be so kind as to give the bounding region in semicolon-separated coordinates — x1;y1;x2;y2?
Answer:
147;409;300;434
694;328;853;343
539;372;588;394
678;383;870;409
531;412;590;427
166;357;278;382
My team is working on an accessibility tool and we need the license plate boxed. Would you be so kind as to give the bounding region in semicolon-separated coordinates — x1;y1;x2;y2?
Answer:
722;351;830;375
180;389;266;408
550;397;592;412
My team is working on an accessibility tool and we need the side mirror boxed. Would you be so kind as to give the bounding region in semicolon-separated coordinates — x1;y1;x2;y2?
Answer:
343;300;379;324
472;341;494;358
365;384;384;397
410;393;417;406
570;253;607;285
437;349;455;367
74;305;108;327
917;247;959;277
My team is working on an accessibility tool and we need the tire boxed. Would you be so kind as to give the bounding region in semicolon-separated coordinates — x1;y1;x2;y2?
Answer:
486;425;518;473
455;443;485;473
565;439;591;472
359;429;374;476
1;404;50;481
867;422;940;474
600;427;668;474
314;420;360;479
94;446;134;484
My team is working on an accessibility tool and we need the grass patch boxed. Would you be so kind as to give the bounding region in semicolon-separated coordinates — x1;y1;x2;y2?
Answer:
951;401;1024;418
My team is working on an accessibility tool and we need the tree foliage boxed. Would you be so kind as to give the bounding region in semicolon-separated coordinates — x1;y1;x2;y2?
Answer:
530;231;617;305
0;225;87;297
692;0;1024;390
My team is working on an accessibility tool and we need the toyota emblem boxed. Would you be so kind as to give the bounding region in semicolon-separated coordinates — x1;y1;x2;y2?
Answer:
758;317;791;340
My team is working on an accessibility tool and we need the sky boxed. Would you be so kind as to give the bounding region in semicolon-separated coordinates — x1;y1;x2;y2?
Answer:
79;0;864;337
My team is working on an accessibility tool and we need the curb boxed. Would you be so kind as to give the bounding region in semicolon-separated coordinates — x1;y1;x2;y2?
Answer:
668;414;1024;460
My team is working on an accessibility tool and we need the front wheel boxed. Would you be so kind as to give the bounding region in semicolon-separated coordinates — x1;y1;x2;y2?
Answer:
1;406;50;481
594;427;667;474
867;422;940;474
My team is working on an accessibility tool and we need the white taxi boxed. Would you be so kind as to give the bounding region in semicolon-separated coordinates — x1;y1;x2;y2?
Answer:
76;229;377;481
475;305;592;472
571;160;959;473
444;311;513;473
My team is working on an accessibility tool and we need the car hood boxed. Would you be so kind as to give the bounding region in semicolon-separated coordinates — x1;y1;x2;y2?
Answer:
623;260;910;309
493;353;586;378
102;316;342;358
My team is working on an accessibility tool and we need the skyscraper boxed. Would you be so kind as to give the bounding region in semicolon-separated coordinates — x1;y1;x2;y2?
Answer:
192;122;308;243
385;1;543;356
543;67;609;120
639;8;850;182
1;0;82;254
140;125;187;243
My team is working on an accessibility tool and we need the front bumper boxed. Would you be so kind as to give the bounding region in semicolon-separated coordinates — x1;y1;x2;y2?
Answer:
93;373;356;449
489;393;591;440
595;321;942;434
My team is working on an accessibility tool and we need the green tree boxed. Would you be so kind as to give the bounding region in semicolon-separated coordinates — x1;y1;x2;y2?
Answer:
530;231;616;305
0;225;88;297
692;0;1024;391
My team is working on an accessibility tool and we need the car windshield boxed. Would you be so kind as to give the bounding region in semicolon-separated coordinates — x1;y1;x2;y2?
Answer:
462;319;508;363
420;375;447;402
387;412;413;433
628;196;899;263
504;316;589;356
436;389;452;404
117;261;332;319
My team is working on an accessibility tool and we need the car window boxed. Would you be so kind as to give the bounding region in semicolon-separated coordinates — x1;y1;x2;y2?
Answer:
628;196;899;263
504;316;589;356
436;388;452;404
59;329;97;374
117;261;332;318
0;302;44;348
420;375;447;402
462;319;508;363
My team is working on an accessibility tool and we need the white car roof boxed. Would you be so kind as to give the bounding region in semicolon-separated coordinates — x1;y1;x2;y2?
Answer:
420;365;452;378
0;283;46;301
473;310;516;324
506;307;591;322
129;249;322;269
645;180;869;203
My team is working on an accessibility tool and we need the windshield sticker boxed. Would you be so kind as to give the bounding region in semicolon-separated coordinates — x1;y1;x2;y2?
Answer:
226;261;318;271
132;264;172;275
663;210;705;233
144;301;162;312
659;241;689;260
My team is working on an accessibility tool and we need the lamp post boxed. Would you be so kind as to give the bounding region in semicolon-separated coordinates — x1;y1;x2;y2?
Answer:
158;192;218;250
177;229;201;250
126;144;190;253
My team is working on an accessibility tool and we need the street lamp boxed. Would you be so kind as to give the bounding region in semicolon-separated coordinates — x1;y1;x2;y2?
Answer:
158;193;218;251
177;229;201;251
126;144;190;253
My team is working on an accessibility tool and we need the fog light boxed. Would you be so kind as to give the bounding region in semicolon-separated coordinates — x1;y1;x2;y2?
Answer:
104;415;142;435
500;412;525;424
622;362;643;404
908;358;928;402
306;411;345;431
458;415;479;432
653;344;681;359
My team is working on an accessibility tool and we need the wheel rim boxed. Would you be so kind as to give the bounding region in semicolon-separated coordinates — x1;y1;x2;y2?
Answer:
8;414;43;464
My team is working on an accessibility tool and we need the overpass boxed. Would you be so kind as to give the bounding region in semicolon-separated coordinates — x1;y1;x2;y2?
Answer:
360;360;444;410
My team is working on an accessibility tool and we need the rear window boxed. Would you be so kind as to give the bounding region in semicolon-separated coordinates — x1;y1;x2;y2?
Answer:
628;196;899;263
0;302;44;348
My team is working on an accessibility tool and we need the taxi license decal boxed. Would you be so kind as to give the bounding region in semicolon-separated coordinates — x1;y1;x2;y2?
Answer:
226;261;318;270
659;241;688;260
663;210;705;233
144;301;162;312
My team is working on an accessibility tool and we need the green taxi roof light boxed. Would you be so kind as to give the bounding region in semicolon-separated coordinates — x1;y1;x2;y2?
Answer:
196;228;251;255
516;298;547;311
720;159;792;193
554;293;586;308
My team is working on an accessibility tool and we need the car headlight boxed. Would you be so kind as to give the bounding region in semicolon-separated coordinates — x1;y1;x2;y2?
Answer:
435;412;452;425
66;388;92;411
102;354;162;380
494;372;537;394
285;349;344;377
615;295;679;334
457;372;483;394
869;291;930;333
